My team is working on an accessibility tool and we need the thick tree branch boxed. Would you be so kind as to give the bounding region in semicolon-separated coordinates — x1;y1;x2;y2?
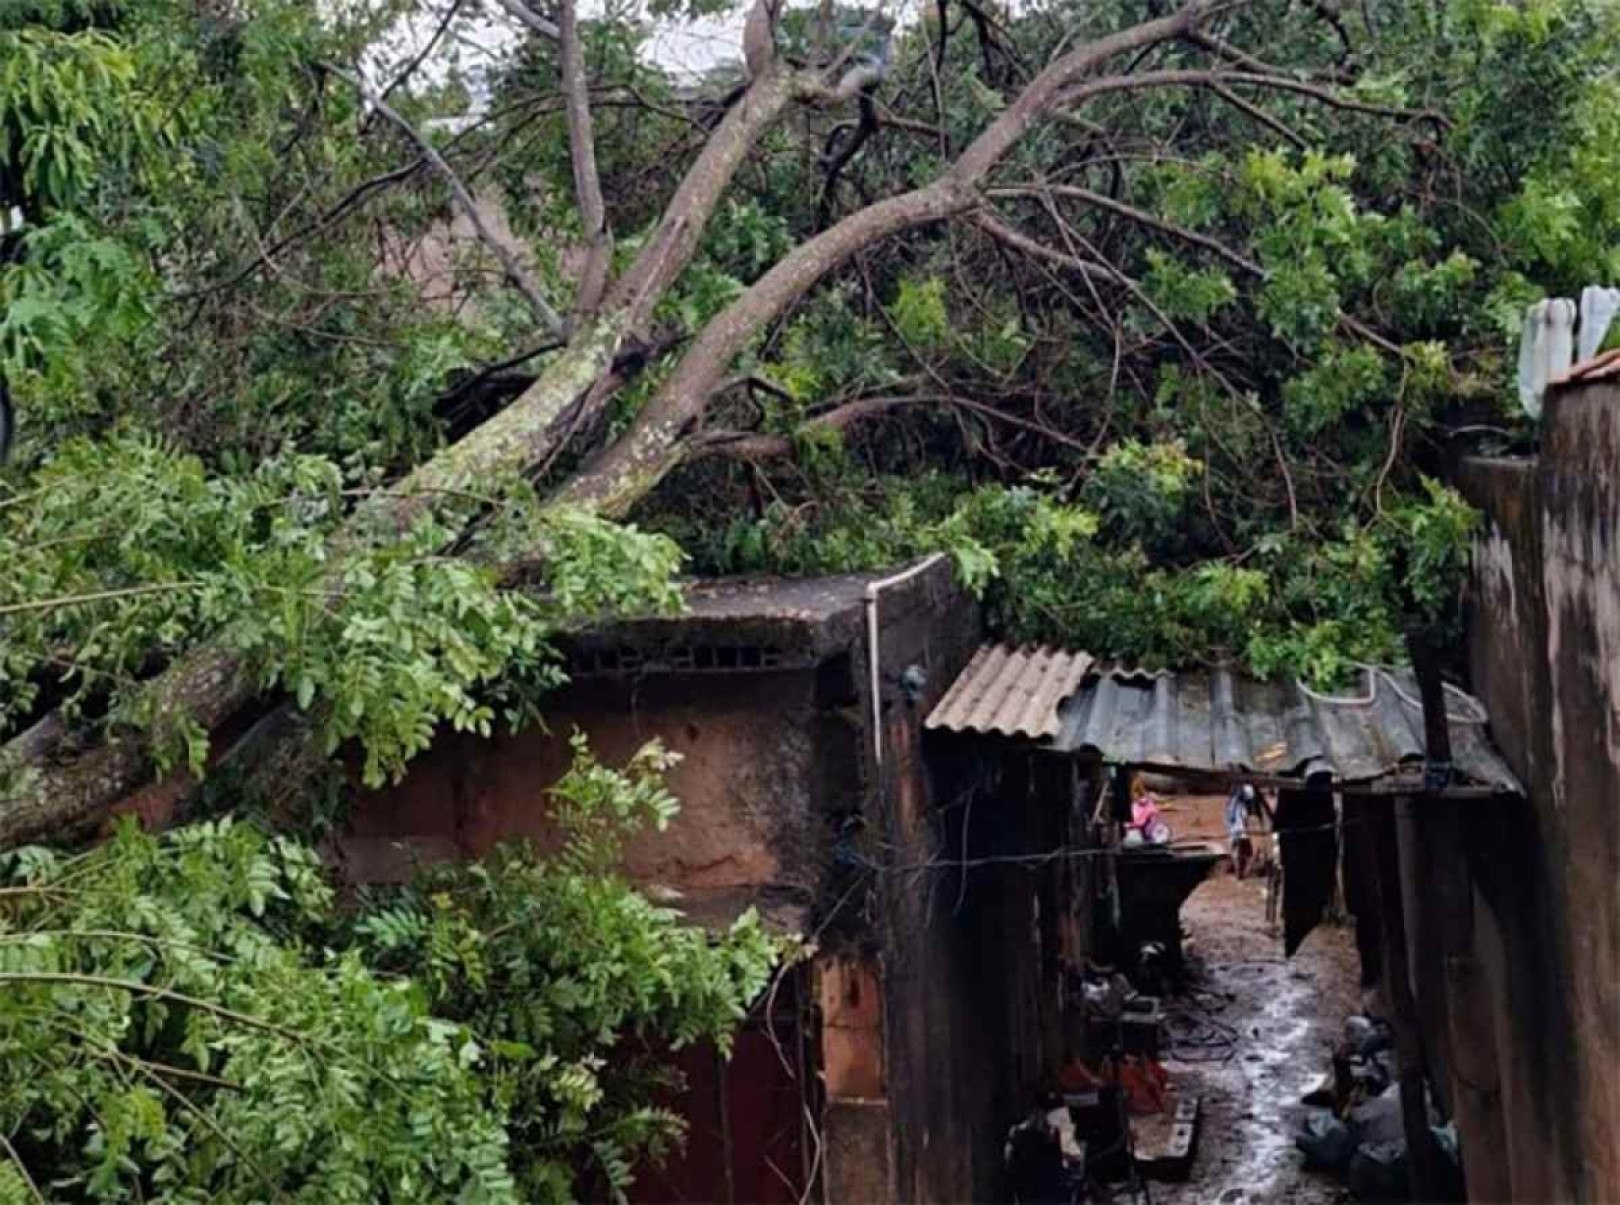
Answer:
498;0;560;42
556;1;1241;516
0;22;801;848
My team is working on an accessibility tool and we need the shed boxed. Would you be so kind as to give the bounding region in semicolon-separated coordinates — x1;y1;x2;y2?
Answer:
927;646;1521;796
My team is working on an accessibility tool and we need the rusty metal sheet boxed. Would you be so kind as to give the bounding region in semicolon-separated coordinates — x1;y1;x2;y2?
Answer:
929;646;1521;793
923;643;1092;740
1049;663;1520;792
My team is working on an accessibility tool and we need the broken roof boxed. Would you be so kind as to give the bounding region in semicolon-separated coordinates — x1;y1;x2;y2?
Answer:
926;645;1522;795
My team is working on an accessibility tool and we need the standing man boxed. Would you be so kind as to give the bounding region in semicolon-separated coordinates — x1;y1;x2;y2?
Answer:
1225;783;1270;879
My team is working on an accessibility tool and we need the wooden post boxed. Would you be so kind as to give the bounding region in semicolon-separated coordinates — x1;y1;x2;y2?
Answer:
1370;796;1445;1202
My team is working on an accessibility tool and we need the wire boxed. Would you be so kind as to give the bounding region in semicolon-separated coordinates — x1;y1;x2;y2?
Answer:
842;810;1366;879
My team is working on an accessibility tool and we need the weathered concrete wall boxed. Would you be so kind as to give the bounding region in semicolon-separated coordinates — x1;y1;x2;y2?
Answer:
1456;377;1620;1203
347;560;1015;1204
343;668;857;922
848;559;1095;1204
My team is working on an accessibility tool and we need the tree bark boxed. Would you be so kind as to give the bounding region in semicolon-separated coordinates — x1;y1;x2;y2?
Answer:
558;0;612;321
557;5;1231;515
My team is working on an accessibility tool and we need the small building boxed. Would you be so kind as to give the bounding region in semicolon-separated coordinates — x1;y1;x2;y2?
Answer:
344;534;1539;1203
343;556;1094;1203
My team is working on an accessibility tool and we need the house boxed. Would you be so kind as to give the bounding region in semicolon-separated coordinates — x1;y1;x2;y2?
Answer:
343;555;1096;1203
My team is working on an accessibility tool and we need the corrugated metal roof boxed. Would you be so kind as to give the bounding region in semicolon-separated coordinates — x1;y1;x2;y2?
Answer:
924;644;1092;740
1552;347;1620;386
928;647;1521;793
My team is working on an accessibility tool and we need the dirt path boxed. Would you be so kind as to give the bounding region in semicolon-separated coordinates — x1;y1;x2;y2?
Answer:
1148;796;1359;1205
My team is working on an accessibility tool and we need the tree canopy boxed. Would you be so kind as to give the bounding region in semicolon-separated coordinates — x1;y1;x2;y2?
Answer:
2;0;1618;1196
2;0;1615;834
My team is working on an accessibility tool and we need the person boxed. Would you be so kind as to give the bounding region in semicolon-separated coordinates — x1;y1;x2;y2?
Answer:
1224;782;1270;878
1126;776;1171;845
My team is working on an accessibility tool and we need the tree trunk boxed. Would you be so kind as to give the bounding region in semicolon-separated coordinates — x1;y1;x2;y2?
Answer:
0;63;800;848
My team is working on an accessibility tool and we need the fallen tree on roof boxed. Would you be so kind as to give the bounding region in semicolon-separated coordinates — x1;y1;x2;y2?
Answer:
2;0;1616;843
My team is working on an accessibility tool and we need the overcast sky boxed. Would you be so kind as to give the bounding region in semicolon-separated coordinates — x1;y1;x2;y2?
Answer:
366;0;761;106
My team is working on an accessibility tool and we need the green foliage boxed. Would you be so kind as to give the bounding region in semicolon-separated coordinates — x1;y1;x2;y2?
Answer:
0;438;346;736
0;25;177;212
0;216;155;387
0;818;517;1202
1142;250;1237;324
352;735;787;1203
1080;439;1201;550
0;738;786;1201
663;466;1478;687
1;441;683;786
890;276;951;351
1282;343;1389;438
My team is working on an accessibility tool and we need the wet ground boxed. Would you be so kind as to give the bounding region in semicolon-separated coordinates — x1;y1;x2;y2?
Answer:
1144;796;1359;1205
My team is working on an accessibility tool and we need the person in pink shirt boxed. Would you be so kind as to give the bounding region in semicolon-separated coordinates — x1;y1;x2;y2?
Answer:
1127;776;1171;845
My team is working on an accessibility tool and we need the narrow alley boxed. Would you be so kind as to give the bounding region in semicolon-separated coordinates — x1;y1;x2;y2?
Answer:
1149;795;1359;1205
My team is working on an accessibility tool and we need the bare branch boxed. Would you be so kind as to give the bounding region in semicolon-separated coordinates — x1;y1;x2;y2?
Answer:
1209;81;1309;148
559;0;611;319
1217;69;1448;127
1186;29;1354;84
990;182;1264;277
818;93;880;227
369;0;466;123
974;212;1128;283
325;63;567;339
697;391;1099;461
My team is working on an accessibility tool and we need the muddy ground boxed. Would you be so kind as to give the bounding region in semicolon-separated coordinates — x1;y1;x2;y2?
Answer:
1141;795;1361;1205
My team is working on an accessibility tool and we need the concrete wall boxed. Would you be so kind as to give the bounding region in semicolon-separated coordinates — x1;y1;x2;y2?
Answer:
852;561;1096;1204
1455;377;1620;1203
346;559;1058;1204
341;668;859;921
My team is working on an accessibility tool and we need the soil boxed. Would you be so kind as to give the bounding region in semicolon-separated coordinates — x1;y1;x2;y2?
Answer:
1138;795;1361;1205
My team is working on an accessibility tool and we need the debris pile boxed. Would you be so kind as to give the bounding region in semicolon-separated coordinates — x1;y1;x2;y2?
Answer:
1294;1015;1465;1202
1004;963;1201;1202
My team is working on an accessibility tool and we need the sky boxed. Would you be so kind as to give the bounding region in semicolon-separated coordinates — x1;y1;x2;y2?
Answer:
365;0;763;108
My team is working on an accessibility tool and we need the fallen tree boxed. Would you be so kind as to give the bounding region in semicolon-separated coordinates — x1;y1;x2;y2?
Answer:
2;0;1615;844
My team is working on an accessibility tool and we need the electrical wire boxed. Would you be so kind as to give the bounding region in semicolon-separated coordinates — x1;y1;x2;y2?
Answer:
840;810;1365;879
